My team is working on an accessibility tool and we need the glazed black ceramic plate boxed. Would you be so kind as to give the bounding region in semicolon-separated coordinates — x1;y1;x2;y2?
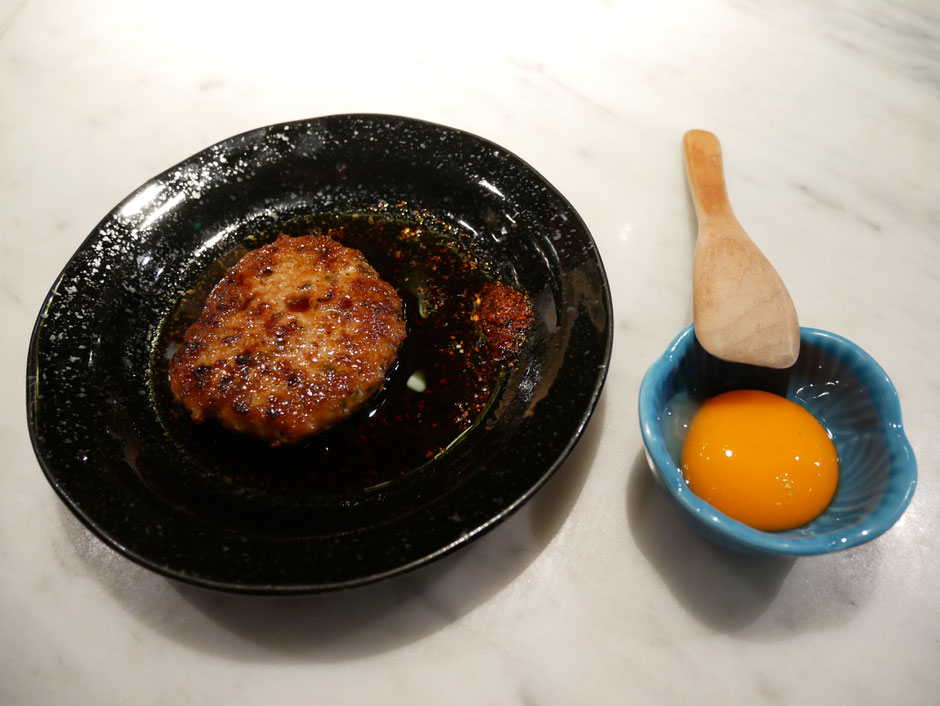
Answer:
27;114;612;593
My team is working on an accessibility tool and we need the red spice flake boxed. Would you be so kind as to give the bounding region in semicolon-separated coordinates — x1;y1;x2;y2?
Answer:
477;281;534;359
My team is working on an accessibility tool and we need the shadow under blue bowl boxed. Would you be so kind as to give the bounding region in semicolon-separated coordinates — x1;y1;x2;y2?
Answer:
639;325;916;556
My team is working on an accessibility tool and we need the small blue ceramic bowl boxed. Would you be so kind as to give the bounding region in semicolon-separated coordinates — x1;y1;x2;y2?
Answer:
639;325;916;555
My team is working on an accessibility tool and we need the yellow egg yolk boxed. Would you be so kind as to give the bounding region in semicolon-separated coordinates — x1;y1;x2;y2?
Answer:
681;389;839;531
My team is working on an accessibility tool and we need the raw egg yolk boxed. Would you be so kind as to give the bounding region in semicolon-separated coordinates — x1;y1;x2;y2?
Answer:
681;389;838;531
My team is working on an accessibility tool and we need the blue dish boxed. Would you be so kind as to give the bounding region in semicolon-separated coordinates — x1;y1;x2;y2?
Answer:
639;325;916;555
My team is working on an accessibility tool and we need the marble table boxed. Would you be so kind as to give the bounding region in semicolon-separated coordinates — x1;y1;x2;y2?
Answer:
3;1;939;703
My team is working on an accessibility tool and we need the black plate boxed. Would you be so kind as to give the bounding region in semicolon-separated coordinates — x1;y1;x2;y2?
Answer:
26;114;612;594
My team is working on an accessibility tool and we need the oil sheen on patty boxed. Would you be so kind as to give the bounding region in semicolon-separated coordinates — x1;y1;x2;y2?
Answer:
168;233;407;445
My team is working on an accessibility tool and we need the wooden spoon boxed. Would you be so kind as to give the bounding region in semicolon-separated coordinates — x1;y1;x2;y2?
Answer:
683;129;800;369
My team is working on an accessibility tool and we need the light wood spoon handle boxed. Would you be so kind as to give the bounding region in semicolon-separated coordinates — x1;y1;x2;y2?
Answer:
684;129;800;369
684;129;736;223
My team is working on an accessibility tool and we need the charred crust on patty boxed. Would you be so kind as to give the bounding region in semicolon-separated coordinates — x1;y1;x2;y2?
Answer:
168;233;407;445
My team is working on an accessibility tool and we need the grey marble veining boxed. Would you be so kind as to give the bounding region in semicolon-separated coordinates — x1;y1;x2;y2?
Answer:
2;0;940;704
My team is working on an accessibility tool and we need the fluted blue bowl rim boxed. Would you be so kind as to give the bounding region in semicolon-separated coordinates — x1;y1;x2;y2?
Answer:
638;324;917;556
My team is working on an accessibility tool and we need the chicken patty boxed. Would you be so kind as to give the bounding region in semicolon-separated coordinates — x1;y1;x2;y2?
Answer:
169;233;406;445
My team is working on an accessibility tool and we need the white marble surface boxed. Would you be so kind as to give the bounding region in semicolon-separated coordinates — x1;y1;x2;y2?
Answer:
3;0;939;703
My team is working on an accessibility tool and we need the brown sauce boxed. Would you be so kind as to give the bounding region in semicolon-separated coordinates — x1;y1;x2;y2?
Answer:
153;212;530;496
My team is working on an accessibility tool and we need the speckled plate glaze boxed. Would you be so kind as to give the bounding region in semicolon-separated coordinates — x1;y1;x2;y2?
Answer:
26;114;612;593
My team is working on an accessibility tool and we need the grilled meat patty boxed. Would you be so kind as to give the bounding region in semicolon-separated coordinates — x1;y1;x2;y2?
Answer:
169;233;406;445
